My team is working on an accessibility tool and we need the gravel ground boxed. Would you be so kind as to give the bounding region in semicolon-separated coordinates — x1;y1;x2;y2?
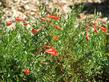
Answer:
0;0;73;21
0;0;107;22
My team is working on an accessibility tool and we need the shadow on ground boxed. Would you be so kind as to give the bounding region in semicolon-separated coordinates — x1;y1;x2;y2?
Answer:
73;2;109;18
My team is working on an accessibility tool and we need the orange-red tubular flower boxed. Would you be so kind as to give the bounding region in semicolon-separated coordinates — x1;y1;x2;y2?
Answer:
47;15;60;21
23;69;31;75
6;21;12;26
93;23;98;33
100;27;107;32
32;28;40;35
45;47;58;56
15;17;24;22
86;33;90;41
54;25;63;30
53;36;59;41
40;18;51;22
23;23;28;26
41;18;46;21
86;25;90;41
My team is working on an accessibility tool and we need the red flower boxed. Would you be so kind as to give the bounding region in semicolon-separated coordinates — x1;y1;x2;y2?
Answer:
100;27;107;32
54;25;63;30
6;21;12;26
86;33;89;41
85;25;90;41
53;36;59;41
93;23;98;33
23;23;28;26
41;18;46;21
32;28;40;35
23;69;31;75
15;17;24;22
94;28;98;33
45;47;58;56
48;15;60;21
41;18;51;23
